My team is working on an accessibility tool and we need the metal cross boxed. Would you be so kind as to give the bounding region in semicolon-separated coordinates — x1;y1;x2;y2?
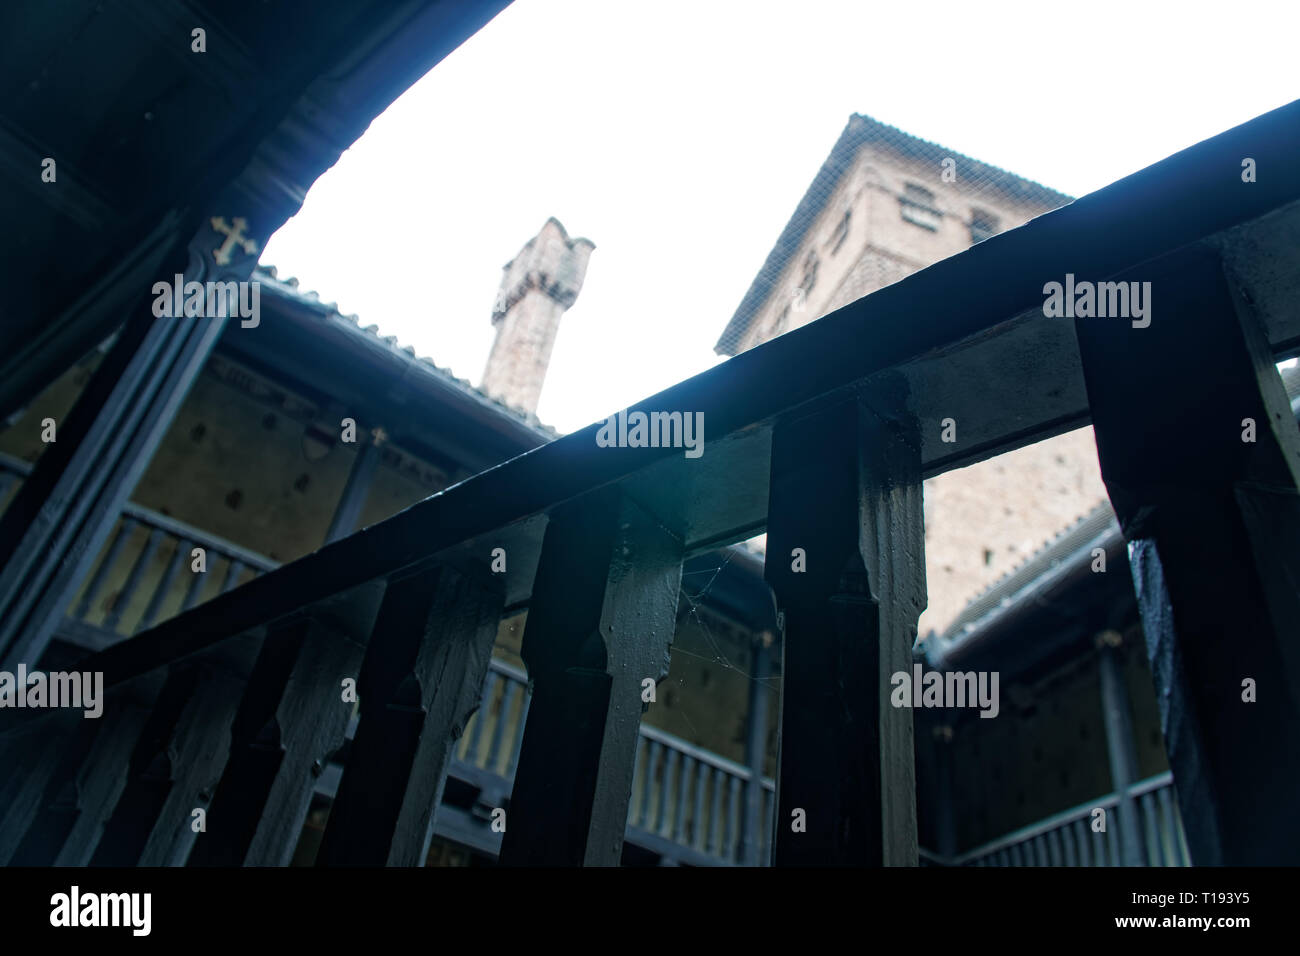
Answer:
210;216;259;266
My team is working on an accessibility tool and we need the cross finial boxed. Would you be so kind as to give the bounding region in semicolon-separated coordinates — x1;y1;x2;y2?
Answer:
210;216;259;266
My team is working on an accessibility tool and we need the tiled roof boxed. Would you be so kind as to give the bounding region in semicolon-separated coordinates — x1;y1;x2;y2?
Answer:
253;264;558;440
939;500;1119;643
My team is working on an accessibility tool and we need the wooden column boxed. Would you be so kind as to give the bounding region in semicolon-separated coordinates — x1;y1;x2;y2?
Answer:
499;486;684;866
317;563;502;866
738;635;773;865
1075;249;1300;865
765;395;926;866
323;426;385;545
1095;632;1146;866
930;724;958;861
0;210;265;669
187;585;382;866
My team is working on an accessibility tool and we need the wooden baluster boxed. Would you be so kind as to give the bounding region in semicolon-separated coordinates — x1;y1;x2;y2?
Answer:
73;517;136;621
317;564;502;866
89;665;213;865
499;486;684;866
1155;786;1178;867
708;765;724;857
180;556;208;612
507;689;530;780
137;536;189;633
37;647;251;867
1139;791;1160;866
486;679;519;775
1062;823;1078;866
103;526;164;633
1047;828;1064;865
656;748;677;835
188;583;383;866
1105;813;1119;866
131;639;259;866
726;774;742;862
463;671;495;767
1075;251;1300;864
765;395;926;866
1074;819;1091;867
0;712;88;864
691;758;708;851
221;558;246;594
674;755;693;844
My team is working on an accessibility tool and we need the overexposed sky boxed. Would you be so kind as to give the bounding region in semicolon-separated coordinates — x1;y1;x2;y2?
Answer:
262;0;1299;434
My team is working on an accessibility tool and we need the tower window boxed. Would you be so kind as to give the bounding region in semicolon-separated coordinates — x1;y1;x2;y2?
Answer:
900;183;941;230
827;209;851;255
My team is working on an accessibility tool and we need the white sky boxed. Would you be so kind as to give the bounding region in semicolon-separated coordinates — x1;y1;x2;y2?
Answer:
261;0;1300;434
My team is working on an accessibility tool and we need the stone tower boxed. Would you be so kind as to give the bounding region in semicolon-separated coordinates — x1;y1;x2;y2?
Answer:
480;218;594;416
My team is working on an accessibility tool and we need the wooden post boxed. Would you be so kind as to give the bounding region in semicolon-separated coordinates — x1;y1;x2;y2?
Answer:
0;210;265;668
765;395;926;866
1095;632;1146;866
323;427;385;545
738;635;773;865
317;563;503;866
499;486;683;866
1075;248;1300;864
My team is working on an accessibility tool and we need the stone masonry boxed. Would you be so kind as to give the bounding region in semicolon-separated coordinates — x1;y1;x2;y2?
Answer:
480;217;594;416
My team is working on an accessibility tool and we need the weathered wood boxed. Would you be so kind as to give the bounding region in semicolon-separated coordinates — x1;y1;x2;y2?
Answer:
499;486;684;866
135;636;260;865
44;678;162;866
1075;250;1300;865
0;711;87;864
188;585;381;866
317;563;502;866
0;213;260;669
765;394;925;866
89;666;208;865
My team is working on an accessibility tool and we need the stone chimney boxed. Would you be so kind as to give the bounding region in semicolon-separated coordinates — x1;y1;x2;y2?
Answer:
480;218;594;416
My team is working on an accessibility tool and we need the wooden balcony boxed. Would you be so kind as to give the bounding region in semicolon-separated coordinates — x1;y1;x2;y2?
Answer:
2;100;1299;866
923;772;1190;868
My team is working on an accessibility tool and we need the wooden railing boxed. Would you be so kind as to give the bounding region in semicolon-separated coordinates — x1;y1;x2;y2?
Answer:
0;452;278;650
1;102;1298;867
924;773;1190;868
448;658;776;865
